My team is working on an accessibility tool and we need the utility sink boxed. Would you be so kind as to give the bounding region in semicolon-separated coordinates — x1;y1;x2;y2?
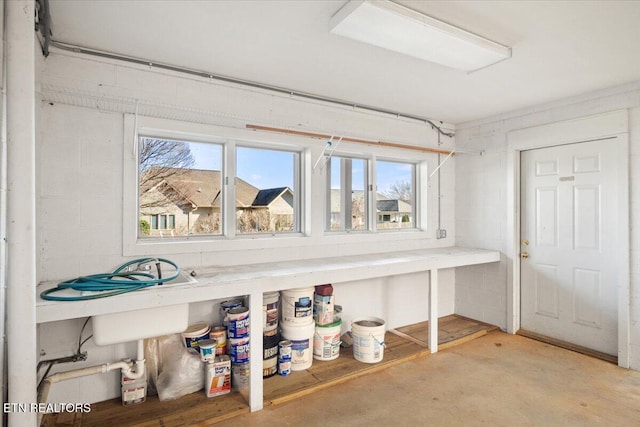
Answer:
91;271;196;346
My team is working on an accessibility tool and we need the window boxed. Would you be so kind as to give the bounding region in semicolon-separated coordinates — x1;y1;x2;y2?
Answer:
235;146;300;234
138;137;223;238
326;156;368;231
375;160;415;229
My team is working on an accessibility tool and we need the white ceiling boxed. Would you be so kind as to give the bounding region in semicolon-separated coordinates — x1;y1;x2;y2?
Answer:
47;0;640;124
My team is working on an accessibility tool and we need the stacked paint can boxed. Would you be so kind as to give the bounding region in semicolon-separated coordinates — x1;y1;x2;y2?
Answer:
280;287;315;372
313;284;341;361
225;301;250;390
263;292;280;378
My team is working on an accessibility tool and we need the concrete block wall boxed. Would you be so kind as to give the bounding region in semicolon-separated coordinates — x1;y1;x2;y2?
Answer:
36;51;456;403
454;81;640;369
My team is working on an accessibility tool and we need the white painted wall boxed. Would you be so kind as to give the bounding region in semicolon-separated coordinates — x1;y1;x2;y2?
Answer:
36;51;457;403
454;81;640;369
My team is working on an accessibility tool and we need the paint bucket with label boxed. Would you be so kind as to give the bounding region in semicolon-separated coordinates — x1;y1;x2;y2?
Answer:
263;291;280;329
232;362;250;390
278;340;292;376
220;299;244;326
227;307;250;339
121;360;147;405
228;336;250;364
205;355;231;398
263;332;280;378
182;322;211;352
199;339;217;362
351;317;386;364
281;287;314;325
280;321;314;370
313;319;342;361
209;326;227;355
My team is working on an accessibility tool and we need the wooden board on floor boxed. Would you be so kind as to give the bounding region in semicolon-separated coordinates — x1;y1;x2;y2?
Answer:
517;329;618;365
42;389;249;427
43;315;494;426
395;314;498;346
263;330;430;405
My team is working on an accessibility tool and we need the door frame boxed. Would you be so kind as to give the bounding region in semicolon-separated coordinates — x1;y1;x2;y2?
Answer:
506;110;630;367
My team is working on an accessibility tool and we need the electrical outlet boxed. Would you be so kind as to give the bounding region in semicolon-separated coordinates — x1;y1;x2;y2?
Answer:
437;229;447;239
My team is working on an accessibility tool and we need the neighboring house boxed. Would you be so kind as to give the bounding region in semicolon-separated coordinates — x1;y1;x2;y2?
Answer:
328;189;412;230
139;168;294;236
376;199;412;228
238;187;295;232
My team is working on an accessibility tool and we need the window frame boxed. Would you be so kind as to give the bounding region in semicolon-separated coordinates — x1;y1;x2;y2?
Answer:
234;142;303;237
324;154;370;233
123;114;433;257
373;157;420;232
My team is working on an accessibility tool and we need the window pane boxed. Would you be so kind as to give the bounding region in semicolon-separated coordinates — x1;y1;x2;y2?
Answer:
138;137;223;238
376;160;415;229
236;146;297;234
328;156;367;231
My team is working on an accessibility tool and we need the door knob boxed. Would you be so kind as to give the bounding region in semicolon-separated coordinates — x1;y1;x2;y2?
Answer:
521;252;529;258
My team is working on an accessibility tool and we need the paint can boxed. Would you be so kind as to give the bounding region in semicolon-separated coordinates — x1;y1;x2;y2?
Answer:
228;336;250;364
205;355;231;398
182;322;211;352
121;360;147;406
280;321;314;371
281;287;314;325
220;299;244;326
263;333;281;361
278;339;292;376
209;326;227;355
263;291;280;329
351;317;386;364
227;306;250;339
232;362;250;390
199;339;217;362
313;319;342;361
313;294;335;325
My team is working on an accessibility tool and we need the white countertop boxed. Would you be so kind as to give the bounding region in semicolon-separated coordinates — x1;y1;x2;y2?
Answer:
36;246;500;324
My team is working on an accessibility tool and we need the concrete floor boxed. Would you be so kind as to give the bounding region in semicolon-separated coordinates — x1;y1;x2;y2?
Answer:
217;331;640;426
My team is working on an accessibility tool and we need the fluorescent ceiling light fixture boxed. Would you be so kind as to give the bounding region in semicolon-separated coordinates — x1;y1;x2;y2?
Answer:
330;0;511;72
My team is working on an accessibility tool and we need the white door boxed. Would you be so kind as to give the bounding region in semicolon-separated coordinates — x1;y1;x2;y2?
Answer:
520;138;619;356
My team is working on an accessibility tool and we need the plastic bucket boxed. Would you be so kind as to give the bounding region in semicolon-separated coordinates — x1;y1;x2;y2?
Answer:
313;319;342;361
281;287;314;325
280;322;314;370
227;307;249;339
182;322;211;352
199;339;217;362
228;337;250;364
351;317;386;364
263;291;280;329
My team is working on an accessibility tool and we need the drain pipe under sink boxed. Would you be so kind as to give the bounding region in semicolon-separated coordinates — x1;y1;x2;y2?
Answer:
37;340;145;424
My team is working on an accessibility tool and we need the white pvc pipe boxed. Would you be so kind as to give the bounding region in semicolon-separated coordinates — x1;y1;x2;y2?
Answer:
6;1;37;426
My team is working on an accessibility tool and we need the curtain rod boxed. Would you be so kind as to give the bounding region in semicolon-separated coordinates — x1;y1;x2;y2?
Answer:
246;124;454;156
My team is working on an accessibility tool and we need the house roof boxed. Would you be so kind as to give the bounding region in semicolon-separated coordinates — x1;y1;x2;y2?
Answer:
252;187;290;207
377;199;412;214
144;168;258;208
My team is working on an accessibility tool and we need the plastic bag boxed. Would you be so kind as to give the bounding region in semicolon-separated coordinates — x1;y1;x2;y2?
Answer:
154;333;205;401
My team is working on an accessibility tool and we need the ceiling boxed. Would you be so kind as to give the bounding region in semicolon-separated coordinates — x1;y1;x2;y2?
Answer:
47;0;640;125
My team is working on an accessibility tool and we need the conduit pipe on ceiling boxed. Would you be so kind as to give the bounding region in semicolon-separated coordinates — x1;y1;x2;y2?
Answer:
6;1;38;426
45;38;455;137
